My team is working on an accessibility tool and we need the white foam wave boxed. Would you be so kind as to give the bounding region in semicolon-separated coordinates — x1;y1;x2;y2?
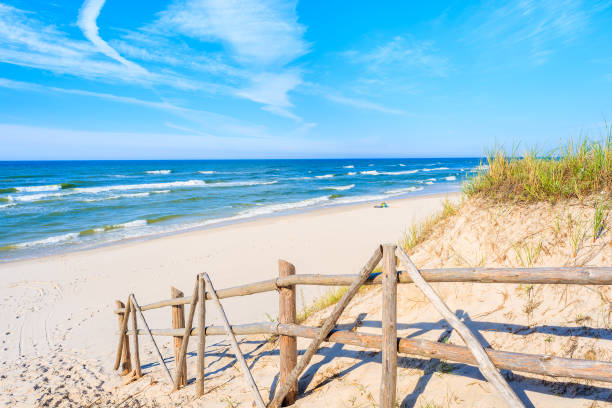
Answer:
422;167;450;172
315;174;334;179
398;164;406;167
425;181;434;185
238;196;330;217
360;170;418;176
445;176;457;181
347;172;357;176
0;203;15;209
343;165;354;169
319;184;355;191
16;232;79;248
114;219;147;229
8;192;67;202
198;171;215;174
385;186;424;194
15;184;61;192
146;170;171;174
82;189;171;202
76;180;206;194
333;194;388;204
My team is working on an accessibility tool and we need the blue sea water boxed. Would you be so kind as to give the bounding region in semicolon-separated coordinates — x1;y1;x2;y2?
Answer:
0;159;481;261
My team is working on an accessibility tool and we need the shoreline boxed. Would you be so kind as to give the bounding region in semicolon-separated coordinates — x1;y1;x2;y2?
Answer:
0;189;459;265
0;191;458;366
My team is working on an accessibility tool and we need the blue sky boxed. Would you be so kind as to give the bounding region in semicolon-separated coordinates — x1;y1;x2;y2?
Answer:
0;0;611;159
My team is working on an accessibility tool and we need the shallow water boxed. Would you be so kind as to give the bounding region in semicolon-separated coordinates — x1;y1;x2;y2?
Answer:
0;158;480;261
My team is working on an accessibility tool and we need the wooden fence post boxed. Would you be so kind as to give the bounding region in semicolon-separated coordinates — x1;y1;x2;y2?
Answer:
115;300;132;374
380;244;397;408
130;297;142;378
196;274;206;397
269;246;383;408
279;260;297;406
396;247;525;408
171;287;187;387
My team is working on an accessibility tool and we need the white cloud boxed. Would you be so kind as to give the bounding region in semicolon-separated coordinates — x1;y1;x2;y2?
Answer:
345;36;449;78
150;0;308;118
0;3;199;88
155;0;308;66
77;0;143;71
322;93;406;115
463;0;611;65
236;71;302;120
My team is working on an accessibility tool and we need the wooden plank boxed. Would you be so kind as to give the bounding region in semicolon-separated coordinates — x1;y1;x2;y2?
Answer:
173;279;199;391
171;287;187;387
123;322;612;383
196;273;206;397
380;244;397;408
269;246;383;408
115;300;132;375
130;293;174;384
130;297;142;378
203;273;266;408
278;259;297;406
114;299;131;371
114;267;612;314
396;247;525;408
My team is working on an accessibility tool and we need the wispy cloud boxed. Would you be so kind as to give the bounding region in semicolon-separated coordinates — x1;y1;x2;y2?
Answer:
155;0;309;66
323;93;406;115
345;35;450;78
0;3;195;88
77;0;144;71
463;0;611;65
148;0;309;119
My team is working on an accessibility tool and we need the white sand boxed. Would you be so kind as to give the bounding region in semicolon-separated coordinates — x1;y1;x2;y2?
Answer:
4;193;610;408
0;193;455;406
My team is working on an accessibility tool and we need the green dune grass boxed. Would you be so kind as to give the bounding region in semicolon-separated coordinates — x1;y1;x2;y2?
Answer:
464;129;612;202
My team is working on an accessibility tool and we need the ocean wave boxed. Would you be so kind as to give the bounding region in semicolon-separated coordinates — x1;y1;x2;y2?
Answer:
238;196;330;217
209;180;277;187
445;176;457;181
385;186;424;194
384;170;418;175
347;172;357;176
146;170;171;174
319;184;355;191
14;184;62;192
332;194;388;204
0;203;16;209
198;171;215;174
343;165;354;169
8;192;67;202
422;167;450;172
315;174;334;179
398;164;406;167
16;232;79;248
360;170;418;176
425;181;434;185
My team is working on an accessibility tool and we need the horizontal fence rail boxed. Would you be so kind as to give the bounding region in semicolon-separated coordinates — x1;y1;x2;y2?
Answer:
115;267;612;314
120;322;612;383
113;252;612;407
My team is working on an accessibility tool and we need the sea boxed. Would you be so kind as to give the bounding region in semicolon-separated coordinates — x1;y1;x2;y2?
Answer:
0;158;482;261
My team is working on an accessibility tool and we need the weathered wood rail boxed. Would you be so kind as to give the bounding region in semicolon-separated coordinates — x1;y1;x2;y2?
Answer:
113;245;612;407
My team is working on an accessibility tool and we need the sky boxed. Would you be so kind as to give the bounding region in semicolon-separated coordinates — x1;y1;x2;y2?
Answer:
0;0;611;160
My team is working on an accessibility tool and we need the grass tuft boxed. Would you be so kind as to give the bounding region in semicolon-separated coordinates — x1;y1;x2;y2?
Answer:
464;128;612;202
401;198;459;251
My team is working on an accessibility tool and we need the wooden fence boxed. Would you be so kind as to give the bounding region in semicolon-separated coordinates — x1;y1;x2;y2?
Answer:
113;244;612;408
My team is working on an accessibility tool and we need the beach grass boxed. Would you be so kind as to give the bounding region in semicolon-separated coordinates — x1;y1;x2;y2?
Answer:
401;198;460;251
464;129;612;202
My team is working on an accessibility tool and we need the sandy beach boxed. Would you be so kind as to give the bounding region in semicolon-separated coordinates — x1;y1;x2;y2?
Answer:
0;193;456;404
